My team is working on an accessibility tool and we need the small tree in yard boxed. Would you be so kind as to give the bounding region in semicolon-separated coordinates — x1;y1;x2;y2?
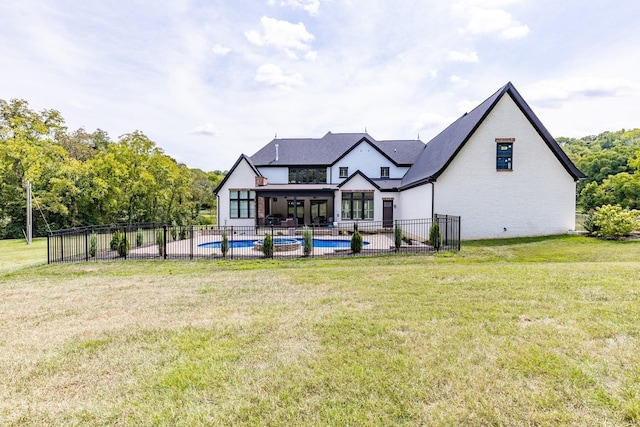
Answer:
116;231;130;257
351;228;363;254
136;228;144;247
156;228;165;256
263;234;274;258
302;226;313;257
592;204;639;239
221;228;229;258
429;221;442;250
394;223;403;251
89;233;97;257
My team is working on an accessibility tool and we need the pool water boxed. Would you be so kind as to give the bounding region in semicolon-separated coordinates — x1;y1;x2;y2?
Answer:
198;238;368;249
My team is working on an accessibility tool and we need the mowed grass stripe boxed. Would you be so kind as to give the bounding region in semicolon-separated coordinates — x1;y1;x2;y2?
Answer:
0;236;639;425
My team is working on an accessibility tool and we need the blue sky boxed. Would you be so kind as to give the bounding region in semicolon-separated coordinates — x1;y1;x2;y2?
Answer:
1;0;639;171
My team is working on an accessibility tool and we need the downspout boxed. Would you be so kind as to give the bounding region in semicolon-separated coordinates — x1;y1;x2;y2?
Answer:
216;194;220;227
431;181;435;219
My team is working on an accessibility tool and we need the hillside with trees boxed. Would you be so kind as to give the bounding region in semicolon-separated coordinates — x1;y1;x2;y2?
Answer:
0;99;225;239
558;128;640;211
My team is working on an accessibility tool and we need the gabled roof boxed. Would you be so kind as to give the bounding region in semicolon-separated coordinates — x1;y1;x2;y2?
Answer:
250;132;424;167
337;170;403;191
213;154;260;195
400;82;585;189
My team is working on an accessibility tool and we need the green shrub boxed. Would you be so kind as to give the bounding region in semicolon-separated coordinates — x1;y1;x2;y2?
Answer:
394;223;403;251
221;228;229;258
117;233;130;258
302;226;313;257
592;204;639;238
582;210;599;234
179;226;188;240
429;221;442;250
351;229;363;254
136;228;144;247
262;234;274;258
171;220;178;241
156;229;165;256
110;231;122;251
89;233;97;257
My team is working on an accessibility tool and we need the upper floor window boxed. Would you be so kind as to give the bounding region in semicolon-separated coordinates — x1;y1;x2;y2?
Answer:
496;142;513;171
288;167;327;184
230;190;255;218
380;167;390;178
339;167;349;178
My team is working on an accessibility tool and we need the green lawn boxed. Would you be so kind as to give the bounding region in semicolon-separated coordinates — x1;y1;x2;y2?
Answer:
1;235;639;426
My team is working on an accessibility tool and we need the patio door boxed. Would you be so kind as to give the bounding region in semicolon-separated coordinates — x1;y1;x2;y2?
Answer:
383;199;393;228
311;200;327;225
288;200;304;225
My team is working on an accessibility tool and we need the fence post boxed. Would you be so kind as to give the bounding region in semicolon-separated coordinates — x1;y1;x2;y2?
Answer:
47;233;51;264
230;227;234;259
163;225;168;260
85;228;89;262
190;225;194;260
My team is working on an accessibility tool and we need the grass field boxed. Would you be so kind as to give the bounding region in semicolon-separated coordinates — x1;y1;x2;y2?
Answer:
1;235;639;426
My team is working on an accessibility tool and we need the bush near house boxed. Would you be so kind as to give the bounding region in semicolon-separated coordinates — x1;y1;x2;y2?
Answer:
591;204;639;239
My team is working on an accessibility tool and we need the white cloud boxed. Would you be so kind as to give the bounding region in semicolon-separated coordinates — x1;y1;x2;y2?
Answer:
255;63;304;87
245;16;314;53
454;1;530;40
524;78;639;107
280;0;321;16
211;44;231;56
447;50;479;63
450;75;469;85
191;123;219;136
412;113;450;134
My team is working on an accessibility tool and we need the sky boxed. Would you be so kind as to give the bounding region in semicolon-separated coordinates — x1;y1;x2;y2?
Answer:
1;0;639;171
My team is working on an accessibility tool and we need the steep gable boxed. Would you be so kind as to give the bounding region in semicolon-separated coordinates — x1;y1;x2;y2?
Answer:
401;82;584;189
213;154;260;195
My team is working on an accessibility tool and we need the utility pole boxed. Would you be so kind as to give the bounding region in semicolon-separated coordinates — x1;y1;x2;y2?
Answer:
26;181;32;244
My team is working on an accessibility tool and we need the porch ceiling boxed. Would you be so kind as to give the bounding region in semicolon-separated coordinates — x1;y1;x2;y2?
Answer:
256;184;338;198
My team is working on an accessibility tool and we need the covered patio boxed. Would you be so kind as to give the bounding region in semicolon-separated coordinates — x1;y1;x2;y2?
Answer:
255;185;337;228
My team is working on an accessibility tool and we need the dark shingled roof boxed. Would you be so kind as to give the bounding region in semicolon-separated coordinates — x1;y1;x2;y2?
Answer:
400;82;585;189
250;132;425;167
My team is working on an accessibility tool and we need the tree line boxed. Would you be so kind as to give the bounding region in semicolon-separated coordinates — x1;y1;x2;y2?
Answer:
559;128;640;212
1;99;225;239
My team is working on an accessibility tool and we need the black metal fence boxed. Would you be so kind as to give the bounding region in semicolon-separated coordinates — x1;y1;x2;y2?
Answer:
47;216;460;264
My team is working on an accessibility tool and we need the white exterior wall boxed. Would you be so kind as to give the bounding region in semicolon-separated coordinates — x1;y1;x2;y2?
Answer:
257;167;289;184
330;141;407;184
396;184;433;221
433;95;577;240
216;159;258;227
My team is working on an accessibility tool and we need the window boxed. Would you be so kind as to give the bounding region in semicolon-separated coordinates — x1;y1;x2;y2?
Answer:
288;167;327;183
341;192;374;220
380;167;390;178
496;143;513;170
339;167;349;178
229;190;255;218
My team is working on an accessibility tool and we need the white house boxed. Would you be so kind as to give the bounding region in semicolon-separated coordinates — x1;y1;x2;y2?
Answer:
215;82;584;240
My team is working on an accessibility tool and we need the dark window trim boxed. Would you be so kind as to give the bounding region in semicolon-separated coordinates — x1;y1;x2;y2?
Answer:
229;189;256;218
380;167;390;178
288;167;328;184
339;167;349;179
496;141;513;171
341;191;374;220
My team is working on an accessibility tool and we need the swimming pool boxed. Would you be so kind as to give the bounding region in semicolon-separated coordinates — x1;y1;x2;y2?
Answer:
198;238;369;249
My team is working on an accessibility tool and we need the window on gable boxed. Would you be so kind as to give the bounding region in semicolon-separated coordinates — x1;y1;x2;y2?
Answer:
229;190;255;218
496;142;513;171
339;167;349;178
380;167;390;178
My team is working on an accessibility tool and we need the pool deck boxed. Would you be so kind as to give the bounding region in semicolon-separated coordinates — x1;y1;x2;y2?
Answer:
128;231;400;258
